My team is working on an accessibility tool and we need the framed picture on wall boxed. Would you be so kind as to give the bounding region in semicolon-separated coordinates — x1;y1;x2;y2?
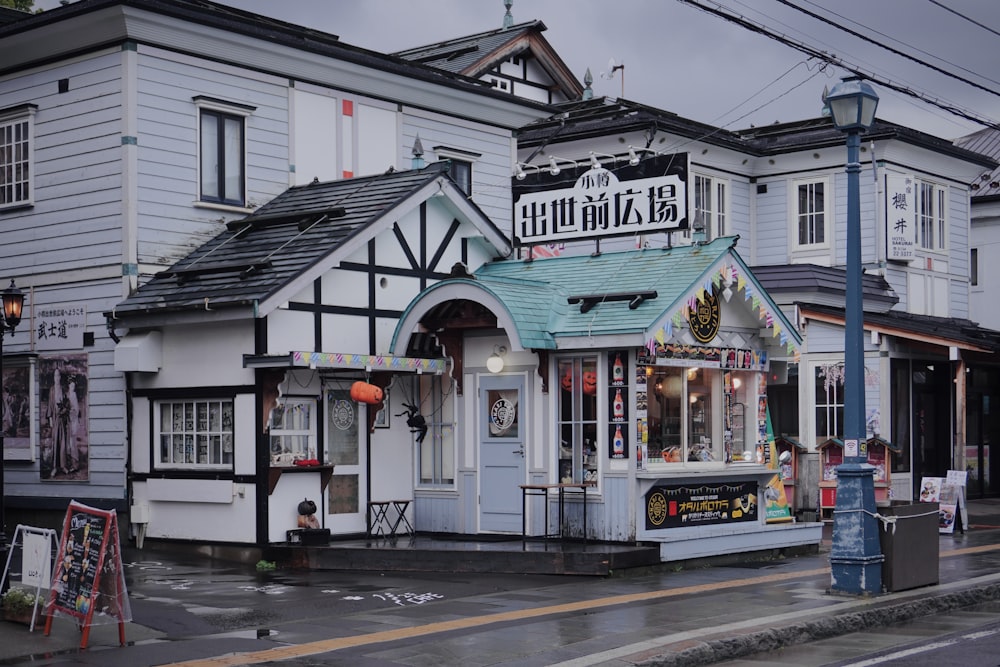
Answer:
374;388;389;429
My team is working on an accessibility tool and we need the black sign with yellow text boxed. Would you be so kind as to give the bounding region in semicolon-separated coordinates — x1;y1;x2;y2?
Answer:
644;481;758;530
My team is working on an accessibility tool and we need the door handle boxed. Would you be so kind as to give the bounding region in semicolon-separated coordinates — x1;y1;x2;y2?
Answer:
512;447;524;456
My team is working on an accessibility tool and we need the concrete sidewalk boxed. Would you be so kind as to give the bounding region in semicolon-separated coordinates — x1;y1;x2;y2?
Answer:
1;501;999;666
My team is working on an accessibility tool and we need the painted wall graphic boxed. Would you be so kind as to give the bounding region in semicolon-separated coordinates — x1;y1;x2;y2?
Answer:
39;354;89;482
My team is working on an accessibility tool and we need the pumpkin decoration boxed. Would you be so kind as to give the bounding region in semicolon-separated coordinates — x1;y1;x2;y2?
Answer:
560;371;574;392
350;381;383;405
582;370;598;395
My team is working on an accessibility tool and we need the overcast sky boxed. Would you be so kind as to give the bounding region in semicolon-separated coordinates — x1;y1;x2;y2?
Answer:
36;0;1000;140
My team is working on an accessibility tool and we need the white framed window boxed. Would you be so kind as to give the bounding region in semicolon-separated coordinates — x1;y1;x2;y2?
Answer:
157;399;234;468
434;146;479;196
795;179;828;247
0;104;36;209
693;174;728;240
916;179;946;251
815;364;845;440
194;97;254;208
269;397;317;464
416;374;455;487
557;356;599;483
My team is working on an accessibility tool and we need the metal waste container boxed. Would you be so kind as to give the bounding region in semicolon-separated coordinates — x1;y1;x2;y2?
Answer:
879;501;939;592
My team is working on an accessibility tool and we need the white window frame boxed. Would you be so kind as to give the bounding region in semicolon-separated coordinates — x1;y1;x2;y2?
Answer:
156;398;234;469
793;177;830;250
692;173;728;240
0;104;36;210
194;96;254;210
269;396;318;465
916;178;947;252
434;146;480;196
415;374;455;488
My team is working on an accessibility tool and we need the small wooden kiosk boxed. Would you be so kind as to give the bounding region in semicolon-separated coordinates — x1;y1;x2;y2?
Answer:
775;436;807;512
818;436;898;520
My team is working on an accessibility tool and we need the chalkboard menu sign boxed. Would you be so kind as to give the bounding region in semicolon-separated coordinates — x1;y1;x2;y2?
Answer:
44;501;127;649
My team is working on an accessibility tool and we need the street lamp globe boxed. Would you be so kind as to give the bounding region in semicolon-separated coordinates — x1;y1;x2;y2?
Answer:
826;77;879;132
2;279;23;332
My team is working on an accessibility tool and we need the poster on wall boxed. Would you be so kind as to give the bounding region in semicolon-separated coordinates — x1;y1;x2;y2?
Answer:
39;354;89;482
609;350;628;459
2;358;35;461
644;481;758;530
763;409;792;524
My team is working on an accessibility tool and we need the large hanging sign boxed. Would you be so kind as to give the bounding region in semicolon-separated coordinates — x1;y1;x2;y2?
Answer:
885;173;916;263
644;481;758;529
513;153;688;246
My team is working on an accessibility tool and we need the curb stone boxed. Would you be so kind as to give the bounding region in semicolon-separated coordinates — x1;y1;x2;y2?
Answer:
637;582;1000;666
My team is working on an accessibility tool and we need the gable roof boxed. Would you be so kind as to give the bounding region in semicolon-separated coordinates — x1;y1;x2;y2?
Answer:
518;97;1000;166
956;127;1000;199
107;163;509;327
392;237;801;355
393;20;583;102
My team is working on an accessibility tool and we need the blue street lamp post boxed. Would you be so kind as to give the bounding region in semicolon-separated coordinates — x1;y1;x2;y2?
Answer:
825;77;882;595
0;278;25;592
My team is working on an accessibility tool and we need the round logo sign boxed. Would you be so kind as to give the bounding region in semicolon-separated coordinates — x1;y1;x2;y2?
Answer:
647;490;668;527
330;399;355;431
688;290;721;343
490;398;517;434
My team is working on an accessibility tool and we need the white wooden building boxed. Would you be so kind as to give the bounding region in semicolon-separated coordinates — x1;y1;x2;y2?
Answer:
0;0;553;528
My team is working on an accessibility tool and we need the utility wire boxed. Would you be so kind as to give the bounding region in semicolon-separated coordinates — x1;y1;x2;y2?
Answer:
773;0;1000;99
800;0;1000;89
927;0;1000;38
675;0;1000;131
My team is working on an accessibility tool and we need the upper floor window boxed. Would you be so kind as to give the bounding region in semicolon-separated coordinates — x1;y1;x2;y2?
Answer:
434;146;479;197
194;97;254;208
0;104;36;209
795;180;827;247
916;180;946;251
971;247;979;286
157;398;234;468
693;174;727;240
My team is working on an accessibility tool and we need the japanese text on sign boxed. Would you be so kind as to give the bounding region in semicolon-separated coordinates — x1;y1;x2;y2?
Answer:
514;164;688;245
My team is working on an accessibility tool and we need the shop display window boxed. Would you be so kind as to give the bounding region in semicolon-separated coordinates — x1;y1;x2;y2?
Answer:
647;367;725;464
557;356;599;483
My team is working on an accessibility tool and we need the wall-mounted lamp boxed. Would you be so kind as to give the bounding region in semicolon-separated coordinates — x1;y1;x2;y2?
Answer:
627;145;656;166
514;163;540;180
487;345;507;373
547;155;578;176
589;151;617;169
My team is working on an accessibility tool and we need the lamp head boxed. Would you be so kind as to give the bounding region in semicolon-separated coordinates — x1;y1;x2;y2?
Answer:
825;76;879;132
2;279;23;333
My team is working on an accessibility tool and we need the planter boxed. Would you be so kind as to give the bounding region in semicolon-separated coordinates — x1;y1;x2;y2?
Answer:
3;604;42;626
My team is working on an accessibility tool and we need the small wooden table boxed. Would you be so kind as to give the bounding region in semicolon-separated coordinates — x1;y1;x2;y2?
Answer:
368;499;413;538
520;482;595;542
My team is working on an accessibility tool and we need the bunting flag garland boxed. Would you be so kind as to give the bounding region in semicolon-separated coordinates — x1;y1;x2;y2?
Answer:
643;257;800;355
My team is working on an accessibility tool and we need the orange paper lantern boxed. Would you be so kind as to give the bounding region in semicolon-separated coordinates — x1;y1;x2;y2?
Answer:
350;381;383;405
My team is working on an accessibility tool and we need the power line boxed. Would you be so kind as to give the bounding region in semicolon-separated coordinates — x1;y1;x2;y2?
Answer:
927;0;1000;38
773;0;1000;99
675;0;1000;132
799;0;1000;89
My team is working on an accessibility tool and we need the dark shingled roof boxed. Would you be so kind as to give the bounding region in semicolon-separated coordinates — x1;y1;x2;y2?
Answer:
393;21;544;75
751;264;899;312
108;163;461;319
956;127;1000;199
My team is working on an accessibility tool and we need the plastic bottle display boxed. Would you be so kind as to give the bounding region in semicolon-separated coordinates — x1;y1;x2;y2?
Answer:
613;425;625;457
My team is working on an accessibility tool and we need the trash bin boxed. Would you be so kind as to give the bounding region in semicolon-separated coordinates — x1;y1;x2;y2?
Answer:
879;501;939;592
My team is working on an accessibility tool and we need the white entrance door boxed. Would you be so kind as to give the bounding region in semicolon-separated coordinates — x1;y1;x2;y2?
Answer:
323;385;367;534
479;375;525;533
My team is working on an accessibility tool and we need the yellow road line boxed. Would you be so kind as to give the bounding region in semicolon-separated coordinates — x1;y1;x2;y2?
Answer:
164;541;1000;667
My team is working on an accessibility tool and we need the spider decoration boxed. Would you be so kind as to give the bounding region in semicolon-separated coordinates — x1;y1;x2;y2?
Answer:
396;402;428;443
